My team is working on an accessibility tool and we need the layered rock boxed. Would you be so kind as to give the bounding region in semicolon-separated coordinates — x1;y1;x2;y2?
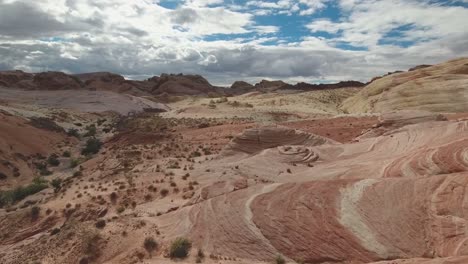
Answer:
280;80;366;91
342;58;468;113
157;117;468;263
149;73;217;95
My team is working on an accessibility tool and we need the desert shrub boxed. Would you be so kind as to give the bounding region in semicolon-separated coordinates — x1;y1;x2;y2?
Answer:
97;119;106;126
82;231;101;261
95;219;106;229
47;153;60;166
110;192;118;203
143;237;158;255
84;125;97;137
81;138;102;155
62;151;71;157
274;255;285;264
67;128;80;138
0;177;48;207
160;188;169;197
191;151;202;157
169;237;192;259
0;172;7;180
196;249;204;262
30;206;41;221
70;158;80;168
51;228;60;235
50;178;62;192
34;162;52;176
215;97;228;103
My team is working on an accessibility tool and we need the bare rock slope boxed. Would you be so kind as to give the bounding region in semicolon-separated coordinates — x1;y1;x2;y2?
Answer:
342;58;468;113
158;114;468;264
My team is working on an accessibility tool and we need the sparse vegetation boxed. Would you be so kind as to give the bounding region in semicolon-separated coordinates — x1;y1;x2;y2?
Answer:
160;188;169;197
30;206;41;221
81;138;102;155
196;248;205;262
70;158;81;168
169;237;192;259
0;177;48;207
143;237;158;255
82;231;102;262
34;162;52;176
227;100;254;108
95;219;106;229
47;153;60;166
50;178;62;193
84;124;97;137
275;255;286;264
67;128;80;138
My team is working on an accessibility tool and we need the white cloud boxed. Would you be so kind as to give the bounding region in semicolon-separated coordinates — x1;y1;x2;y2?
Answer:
0;0;467;86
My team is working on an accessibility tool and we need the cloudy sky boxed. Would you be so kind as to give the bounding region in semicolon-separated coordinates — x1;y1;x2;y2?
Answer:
0;0;467;85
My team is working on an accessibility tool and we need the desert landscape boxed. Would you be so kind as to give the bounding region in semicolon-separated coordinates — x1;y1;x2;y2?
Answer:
0;57;468;264
2;0;468;262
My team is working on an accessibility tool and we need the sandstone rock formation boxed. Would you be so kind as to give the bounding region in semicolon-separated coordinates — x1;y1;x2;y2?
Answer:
154;116;468;263
342;58;468;113
231;81;254;90
0;70;33;87
280;80;366;91
254;79;288;91
148;73;217;95
33;72;84;90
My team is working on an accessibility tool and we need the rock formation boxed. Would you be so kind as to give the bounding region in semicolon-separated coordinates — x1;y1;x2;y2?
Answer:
342;58;468;113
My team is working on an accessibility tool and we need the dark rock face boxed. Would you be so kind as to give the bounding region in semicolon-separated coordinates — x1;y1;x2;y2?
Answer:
33;72;84;90
231;81;254;90
254;79;288;90
1;70;364;96
0;70;33;87
148;74;216;95
279;80;366;91
408;64;432;71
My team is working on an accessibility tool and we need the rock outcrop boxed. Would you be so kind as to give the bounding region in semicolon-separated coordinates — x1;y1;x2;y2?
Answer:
254;79;288;91
280;80;366;91
148;73;217;95
158;117;468;263
342;58;468;113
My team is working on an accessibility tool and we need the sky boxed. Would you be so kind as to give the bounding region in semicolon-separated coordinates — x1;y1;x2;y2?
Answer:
0;0;467;86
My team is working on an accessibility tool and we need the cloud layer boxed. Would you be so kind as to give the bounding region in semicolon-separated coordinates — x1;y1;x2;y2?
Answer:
0;0;467;85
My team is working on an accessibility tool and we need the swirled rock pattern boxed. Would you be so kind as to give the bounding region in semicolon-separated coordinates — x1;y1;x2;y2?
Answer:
156;117;468;264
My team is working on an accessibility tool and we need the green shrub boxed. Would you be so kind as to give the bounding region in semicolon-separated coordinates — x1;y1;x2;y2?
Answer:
169;237;191;259
143;237;158;254
160;188;169;197
95;219;106;229
50;178;62;192
70;158;80;168
81;138;102;155
84;125;97;137
47;154;60;166
67;128;80;138
0;178;48;207
274;255;285;264
34;162;52;176
31;206;41;221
